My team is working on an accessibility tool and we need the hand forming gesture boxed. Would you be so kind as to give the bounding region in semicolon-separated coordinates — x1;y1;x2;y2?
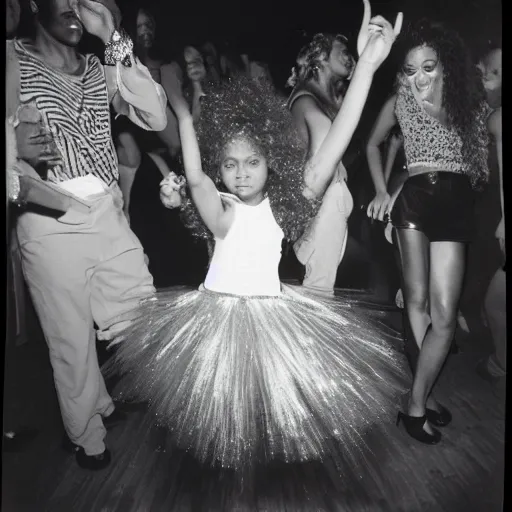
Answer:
160;173;186;209
356;0;403;71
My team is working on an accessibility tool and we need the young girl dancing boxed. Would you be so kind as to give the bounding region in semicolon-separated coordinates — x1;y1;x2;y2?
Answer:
106;2;404;474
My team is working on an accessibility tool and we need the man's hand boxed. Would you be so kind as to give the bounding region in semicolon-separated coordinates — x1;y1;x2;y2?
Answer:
72;0;120;44
15;121;62;175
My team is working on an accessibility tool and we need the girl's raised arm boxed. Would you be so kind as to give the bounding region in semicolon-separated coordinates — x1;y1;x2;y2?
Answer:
303;1;402;200
161;66;230;238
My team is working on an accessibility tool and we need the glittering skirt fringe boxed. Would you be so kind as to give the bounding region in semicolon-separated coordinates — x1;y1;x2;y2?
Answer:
104;284;408;470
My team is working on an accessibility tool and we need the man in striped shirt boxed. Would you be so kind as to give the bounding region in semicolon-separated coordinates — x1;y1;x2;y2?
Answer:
6;0;167;470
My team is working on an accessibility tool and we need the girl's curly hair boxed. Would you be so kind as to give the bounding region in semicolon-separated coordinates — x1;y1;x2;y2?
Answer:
180;75;319;242
397;20;489;189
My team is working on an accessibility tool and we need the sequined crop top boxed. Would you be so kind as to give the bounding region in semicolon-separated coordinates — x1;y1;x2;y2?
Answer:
395;84;467;175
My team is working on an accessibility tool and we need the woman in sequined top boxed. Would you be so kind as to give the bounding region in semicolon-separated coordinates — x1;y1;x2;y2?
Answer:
365;20;489;445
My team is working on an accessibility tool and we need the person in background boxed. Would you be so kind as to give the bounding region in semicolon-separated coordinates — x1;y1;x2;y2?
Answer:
113;4;209;286
286;32;356;296
475;47;505;390
201;40;223;83
8;0;166;470
218;39;246;79
458;46;503;334
181;45;211;121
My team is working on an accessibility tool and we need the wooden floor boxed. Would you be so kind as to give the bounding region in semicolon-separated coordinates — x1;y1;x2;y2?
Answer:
2;295;505;512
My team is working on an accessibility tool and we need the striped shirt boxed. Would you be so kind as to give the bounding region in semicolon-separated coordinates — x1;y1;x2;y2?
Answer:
15;40;118;186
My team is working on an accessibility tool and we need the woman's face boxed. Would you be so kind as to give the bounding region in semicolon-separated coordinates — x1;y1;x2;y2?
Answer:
184;46;207;82
326;40;355;79
136;10;155;50
220;138;268;205
403;45;443;104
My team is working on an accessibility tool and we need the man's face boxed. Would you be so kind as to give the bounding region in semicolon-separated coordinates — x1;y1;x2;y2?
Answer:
35;0;83;47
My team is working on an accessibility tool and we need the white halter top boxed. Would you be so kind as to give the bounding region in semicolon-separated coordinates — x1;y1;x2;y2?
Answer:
204;198;284;296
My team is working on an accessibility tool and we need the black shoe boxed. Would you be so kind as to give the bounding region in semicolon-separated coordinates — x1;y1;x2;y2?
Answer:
426;403;452;427
103;408;127;429
396;412;442;445
2;428;39;453
75;447;111;470
61;409;127;453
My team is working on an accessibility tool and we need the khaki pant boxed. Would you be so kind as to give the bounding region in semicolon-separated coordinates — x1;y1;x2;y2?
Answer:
294;179;353;296
17;191;155;455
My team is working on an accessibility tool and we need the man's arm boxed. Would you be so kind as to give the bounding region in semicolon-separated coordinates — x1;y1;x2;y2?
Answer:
105;54;168;132
75;0;167;131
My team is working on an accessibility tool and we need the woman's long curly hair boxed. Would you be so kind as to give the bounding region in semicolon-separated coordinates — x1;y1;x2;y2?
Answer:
180;76;319;242
397;20;489;189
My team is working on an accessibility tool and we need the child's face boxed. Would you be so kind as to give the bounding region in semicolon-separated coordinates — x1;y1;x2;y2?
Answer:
220;138;268;205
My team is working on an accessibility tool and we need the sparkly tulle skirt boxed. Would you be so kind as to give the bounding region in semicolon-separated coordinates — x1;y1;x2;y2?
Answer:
105;284;408;472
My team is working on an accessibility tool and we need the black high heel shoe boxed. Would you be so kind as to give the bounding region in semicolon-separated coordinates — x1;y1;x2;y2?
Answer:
426;403;452;427
396;412;442;444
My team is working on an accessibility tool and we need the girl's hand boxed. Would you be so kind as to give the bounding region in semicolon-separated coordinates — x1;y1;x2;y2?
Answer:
71;0;120;44
367;191;391;221
370;177;404;221
356;1;403;71
160;173;186;209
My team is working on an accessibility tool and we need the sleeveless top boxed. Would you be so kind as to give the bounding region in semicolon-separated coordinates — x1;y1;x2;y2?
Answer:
204;198;284;296
287;85;347;182
395;84;467;175
15;40;118;186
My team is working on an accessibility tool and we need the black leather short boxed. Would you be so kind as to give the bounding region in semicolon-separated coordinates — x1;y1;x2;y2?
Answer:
391;172;475;242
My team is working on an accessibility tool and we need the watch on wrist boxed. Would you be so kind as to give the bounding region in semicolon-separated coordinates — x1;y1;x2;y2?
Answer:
105;28;133;67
